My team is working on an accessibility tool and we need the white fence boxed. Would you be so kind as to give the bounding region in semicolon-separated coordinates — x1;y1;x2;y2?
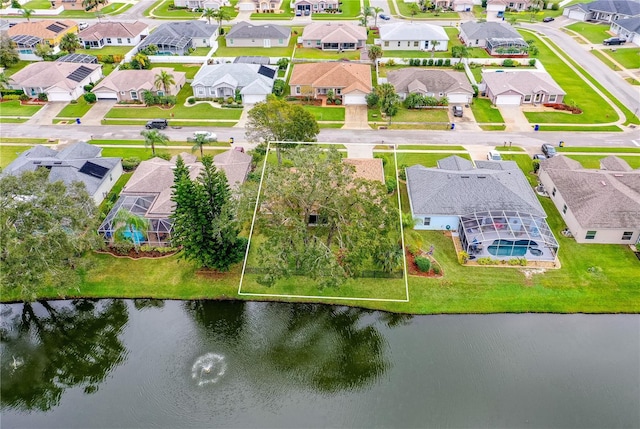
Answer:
0;6;64;15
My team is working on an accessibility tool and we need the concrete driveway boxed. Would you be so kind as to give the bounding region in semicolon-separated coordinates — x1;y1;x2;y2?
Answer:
449;104;481;131
81;100;117;126
26;102;67;125
499;106;532;132
343;105;370;130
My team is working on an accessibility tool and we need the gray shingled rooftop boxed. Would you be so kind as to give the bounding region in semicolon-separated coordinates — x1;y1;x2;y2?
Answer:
460;21;523;40
226;21;290;40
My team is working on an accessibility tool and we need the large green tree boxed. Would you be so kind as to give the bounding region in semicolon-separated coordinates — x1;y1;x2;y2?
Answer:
245;96;319;163
171;155;246;271
252;146;400;288
0;36;20;69
0;169;98;300
375;83;400;123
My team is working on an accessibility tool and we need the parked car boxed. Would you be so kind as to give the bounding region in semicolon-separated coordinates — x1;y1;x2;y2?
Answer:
193;131;216;140
145;119;168;130
379;13;391;20
532;154;547;160
304;9;310;16
295;9;302;16
452;105;463;117
541;143;557;158
603;37;625;45
542;17;554;22
78;22;89;30
487;150;502;161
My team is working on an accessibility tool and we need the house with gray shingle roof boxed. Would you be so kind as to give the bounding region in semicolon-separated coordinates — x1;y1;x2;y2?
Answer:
387;69;474;104
563;0;640;22
138;21;218;55
539;155;640;244
459;21;529;55
481;70;565;106
2;142;122;205
610;16;640;44
406;156;559;261
191;63;277;104
226;21;290;48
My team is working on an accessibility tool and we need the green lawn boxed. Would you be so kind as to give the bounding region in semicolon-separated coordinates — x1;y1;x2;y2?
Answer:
0;101;44;117
519;31;618;124
393;107;449;122
101;119;237;127
302;105;345;121
605;48;640;69
0;118;28;123
294;48;361;60
470;98;504;123
147;0;201;18
56;97;94;119
395;145;466;150
566;22;611;44
395;1;459;19
590;49;619;70
0;145;34;168
23;0;51;8
537;125;622;132
214;31;296;57
313;0;360;19
190;46;212;56
558;146;640;153
150;63;202;80
480;124;506;131
77;45;133;56
50;3;128;17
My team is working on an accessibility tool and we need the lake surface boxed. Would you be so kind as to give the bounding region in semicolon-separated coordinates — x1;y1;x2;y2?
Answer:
1;300;639;428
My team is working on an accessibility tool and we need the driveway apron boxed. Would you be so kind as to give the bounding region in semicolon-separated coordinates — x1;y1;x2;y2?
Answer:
343;105;370;130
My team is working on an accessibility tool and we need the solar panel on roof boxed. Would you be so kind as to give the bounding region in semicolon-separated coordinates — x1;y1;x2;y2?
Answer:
79;161;108;179
67;65;94;82
46;23;65;33
257;65;276;79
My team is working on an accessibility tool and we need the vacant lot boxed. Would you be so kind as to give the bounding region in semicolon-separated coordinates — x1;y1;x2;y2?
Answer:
566;22;611;44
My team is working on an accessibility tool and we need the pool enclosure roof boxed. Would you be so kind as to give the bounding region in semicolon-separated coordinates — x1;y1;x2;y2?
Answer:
98;195;173;238
140;33;191;50
11;34;42;47
486;37;529;49
460;210;559;250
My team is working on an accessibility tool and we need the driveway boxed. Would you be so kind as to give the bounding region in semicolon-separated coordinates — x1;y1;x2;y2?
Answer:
82;100;117;126
449;104;481;131
26;102;68;126
499;106;532;132
343;105;370;130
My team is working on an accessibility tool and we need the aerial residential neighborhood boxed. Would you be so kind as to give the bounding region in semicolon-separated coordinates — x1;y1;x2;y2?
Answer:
1;0;639;426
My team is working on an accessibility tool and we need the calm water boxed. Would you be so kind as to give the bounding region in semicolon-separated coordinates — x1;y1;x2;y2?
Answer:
1;300;639;428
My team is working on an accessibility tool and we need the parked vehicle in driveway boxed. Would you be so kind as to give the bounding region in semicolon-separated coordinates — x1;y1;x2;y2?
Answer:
542;17;554;22
379;13;391;20
145;119;168;129
487;150;502;161
533;154;547;160
603;37;625;45
541;143;557;158
452;105;463;117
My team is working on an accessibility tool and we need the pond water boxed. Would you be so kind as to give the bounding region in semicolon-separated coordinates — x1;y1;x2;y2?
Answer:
1;300;638;428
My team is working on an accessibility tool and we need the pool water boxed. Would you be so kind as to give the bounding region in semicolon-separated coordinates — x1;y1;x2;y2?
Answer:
487;239;538;257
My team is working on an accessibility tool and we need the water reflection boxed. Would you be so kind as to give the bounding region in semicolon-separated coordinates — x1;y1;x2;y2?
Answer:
185;302;398;393
0;299;129;412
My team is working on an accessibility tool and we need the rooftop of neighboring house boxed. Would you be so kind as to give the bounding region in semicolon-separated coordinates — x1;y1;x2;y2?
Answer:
92;68;186;93
568;0;640;15
289;62;372;94
613;16;640;32
78;21;148;42
226;21;291;39
387;68;474;95
481;70;565;96
540;155;640;229
9;62;101;90
459;21;523;40
378;22;449;41
2;142;120;197
7;20;77;40
213;149;253;190
301;22;367;42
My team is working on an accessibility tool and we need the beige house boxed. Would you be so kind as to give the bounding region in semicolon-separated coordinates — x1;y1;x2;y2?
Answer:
300;22;367;51
79;21;149;49
10;61;102;102
539;155;640;244
289;62;372;105
481;71;565;106
92;68;186;101
294;0;340;14
52;0;110;10
387;68;474;104
225;21;290;48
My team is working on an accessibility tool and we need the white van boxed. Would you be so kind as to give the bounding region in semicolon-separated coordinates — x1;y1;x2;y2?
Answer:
193;131;216;140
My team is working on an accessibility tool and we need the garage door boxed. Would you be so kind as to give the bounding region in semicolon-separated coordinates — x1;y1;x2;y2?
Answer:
487;4;504;11
567;10;585;20
448;93;470;104
47;93;72;102
343;94;367;105
495;94;521;105
242;94;266;104
95;91;118;100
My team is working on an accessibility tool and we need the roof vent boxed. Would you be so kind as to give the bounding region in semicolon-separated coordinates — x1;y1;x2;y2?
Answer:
614;174;623;177
461;175;470;178
477;175;486;179
600;181;606;186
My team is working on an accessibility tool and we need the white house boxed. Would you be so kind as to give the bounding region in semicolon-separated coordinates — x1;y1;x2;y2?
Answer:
378;22;449;51
191;63;277;104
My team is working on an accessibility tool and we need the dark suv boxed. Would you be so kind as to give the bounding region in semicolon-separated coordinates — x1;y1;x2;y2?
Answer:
145;119;168;129
603;37;625;45
541;143;557;158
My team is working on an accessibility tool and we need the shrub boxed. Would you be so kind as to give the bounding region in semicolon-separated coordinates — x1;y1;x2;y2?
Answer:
366;92;379;108
83;93;97;103
398;164;408;180
502;59;515;67
1;94;21;101
427;59;434;66
84;83;95;92
334;99;341;105
385;177;397;194
0;89;25;96
111;241;134;255
406;242;421;256
432;264;441;275
444;59;451;66
421;59;429;66
187;97;196;105
415;256;431;272
156;152;171;161
476;257;495;265
472;84;479;98
272;79;286;97
101;55;115;64
453;62;465;70
533;159;540;173
551;2;559;9
387;59;396;66
122;157;141;171
458;251;469;264
436;59;443;66
37;93;48;102
529;58;537;66
19;94;29;101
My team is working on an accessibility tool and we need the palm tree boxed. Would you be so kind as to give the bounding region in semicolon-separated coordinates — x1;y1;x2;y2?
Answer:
190;133;216;158
140;129;169;156
213;8;231;28
407;3;420;20
451;45;470;64
132;53;148;69
202;7;216;25
430;40;440;58
154;70;175;95
95;10;104;22
113;209;149;250
20;8;34;21
361;6;373;27
368;45;383;62
59;33;81;54
372;6;383;27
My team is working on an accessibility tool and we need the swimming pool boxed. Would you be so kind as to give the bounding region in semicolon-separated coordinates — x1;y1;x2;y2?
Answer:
487;239;538;257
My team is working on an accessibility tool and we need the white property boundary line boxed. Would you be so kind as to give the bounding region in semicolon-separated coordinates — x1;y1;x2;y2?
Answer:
237;141;410;303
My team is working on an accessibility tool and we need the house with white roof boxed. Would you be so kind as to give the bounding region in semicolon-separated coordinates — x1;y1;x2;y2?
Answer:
137;21;218;55
459;21;528;56
191;63;277;104
378;22;449;51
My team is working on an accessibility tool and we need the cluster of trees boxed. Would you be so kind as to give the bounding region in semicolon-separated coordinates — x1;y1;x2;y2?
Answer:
0;36;20;69
366;83;400;121
403;92;448;108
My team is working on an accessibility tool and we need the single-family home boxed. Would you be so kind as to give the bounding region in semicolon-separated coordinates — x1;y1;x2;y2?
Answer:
225;21;291;48
481;70;565;106
387;68;474;104
289;62;372;105
8;20;78;58
240;0;283;13
563;0;640;22
610;17;640;44
2;142;122;205
451;0;474;12
92;68;186;101
79;21;149;50
9;61;102;101
174;0;226;9
487;0;532;13
138;21;218;55
213;149;253;191
378;22;449;51
406;155;559;262
459;21;529;56
300;22;367;51
294;0;339;14
191;63;277;104
98;153;202;246
538;155;640;244
51;0;111;10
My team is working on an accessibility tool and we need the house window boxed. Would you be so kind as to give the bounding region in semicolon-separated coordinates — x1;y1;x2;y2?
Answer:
524;95;532;103
562;204;567;214
549;94;557;102
423;217;431;226
229;39;233;44
130;91;138;100
251;39;255;42
336;89;341;95
509;2;514;6
585;230;597;240
157;90;164;96
203;39;207;44
552;187;556;197
106;38;112;43
414;41;419;47
127;38;131;43
316;40;321;45
197;87;205;95
117;38;122;44
475;39;479;44
397;41;401;47
622;231;633;240
295;86;301;95
278;38;283;44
